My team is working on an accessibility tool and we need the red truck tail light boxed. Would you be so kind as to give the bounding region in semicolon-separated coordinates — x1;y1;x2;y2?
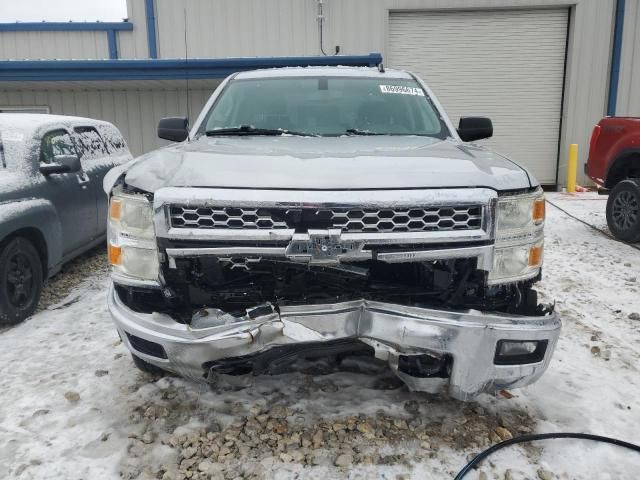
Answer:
589;125;601;157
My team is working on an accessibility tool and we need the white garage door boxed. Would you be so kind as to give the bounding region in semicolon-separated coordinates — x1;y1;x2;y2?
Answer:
388;9;568;185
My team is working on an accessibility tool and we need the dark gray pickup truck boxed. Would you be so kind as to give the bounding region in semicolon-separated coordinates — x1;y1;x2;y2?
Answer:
0;114;131;324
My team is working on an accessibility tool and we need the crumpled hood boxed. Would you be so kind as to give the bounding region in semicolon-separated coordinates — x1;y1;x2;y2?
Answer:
120;136;534;193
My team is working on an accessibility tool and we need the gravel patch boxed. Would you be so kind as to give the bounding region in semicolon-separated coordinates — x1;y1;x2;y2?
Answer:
118;370;535;480
38;246;109;311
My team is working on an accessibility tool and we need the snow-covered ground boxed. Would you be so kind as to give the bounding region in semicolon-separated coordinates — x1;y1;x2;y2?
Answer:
1;192;639;480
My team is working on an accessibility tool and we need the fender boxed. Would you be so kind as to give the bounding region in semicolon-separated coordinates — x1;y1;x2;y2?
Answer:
103;158;139;194
605;147;640;188
0;198;62;276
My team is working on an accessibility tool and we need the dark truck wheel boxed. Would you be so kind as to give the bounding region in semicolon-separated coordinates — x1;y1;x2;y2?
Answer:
606;179;640;243
0;237;43;326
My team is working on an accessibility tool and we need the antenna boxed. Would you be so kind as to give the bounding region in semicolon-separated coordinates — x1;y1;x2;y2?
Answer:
317;0;328;56
183;8;192;122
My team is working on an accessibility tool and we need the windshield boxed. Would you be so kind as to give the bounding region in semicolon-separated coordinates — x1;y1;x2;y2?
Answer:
199;77;450;138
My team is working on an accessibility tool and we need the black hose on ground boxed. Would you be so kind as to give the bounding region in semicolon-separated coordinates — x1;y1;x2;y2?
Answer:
454;432;640;479
546;200;640;252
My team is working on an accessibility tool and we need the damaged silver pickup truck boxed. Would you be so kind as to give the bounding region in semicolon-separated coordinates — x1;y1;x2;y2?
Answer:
105;67;560;400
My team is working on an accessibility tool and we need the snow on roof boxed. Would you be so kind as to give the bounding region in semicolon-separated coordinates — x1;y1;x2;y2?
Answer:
235;66;413;80
0;113;112;132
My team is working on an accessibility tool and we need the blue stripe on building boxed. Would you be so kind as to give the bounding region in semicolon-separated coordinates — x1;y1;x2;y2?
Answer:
607;0;626;116
0;54;383;82
145;0;158;59
107;30;119;60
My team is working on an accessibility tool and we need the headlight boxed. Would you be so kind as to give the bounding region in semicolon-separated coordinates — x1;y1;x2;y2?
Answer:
489;188;545;285
108;188;159;281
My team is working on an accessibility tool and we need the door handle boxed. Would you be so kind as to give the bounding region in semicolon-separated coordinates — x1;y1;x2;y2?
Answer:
76;172;90;188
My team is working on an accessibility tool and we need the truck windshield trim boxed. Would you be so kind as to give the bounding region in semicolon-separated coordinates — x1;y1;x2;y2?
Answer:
197;76;451;139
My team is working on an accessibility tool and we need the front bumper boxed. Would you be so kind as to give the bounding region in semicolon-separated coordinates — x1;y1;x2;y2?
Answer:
108;284;560;401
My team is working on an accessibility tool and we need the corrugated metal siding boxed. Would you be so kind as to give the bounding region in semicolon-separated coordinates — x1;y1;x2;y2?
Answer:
148;0;600;58
388;9;568;184
557;0;615;184
118;0;152;59
153;0;319;58
0;31;109;60
617;0;640;116
0;0;621;184
0;87;218;156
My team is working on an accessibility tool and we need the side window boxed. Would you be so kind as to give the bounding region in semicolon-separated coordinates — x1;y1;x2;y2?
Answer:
73;126;109;159
97;125;128;154
40;130;76;164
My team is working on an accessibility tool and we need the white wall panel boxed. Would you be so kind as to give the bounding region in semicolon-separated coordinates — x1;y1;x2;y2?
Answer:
153;0;319;58
118;0;152;59
0;31;109;60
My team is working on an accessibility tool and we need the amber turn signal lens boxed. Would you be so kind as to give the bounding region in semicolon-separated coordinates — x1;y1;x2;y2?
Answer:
109;198;122;220
533;198;545;223
528;245;543;267
108;244;122;265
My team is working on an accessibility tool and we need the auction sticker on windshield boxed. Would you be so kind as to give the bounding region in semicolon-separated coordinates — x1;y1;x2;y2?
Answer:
379;85;425;96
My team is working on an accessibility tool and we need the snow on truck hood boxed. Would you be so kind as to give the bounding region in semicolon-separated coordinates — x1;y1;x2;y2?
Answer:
120;136;534;193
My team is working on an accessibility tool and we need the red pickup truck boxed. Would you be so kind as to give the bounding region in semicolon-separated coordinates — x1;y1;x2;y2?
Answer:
586;117;640;242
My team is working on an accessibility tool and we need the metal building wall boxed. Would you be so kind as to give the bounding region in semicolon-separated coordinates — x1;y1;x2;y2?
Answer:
0;31;109;60
0;0;624;184
617;0;640;117
153;0;319;58
119;0;152;59
557;0;615;184
0;87;215;156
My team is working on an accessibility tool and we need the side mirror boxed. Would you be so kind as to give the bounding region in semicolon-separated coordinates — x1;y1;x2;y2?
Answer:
40;154;81;175
158;117;189;142
457;117;493;142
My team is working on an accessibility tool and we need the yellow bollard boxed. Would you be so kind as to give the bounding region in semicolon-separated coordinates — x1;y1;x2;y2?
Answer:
566;143;578;193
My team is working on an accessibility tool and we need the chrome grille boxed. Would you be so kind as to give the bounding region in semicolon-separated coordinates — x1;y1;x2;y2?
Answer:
169;207;289;229
169;206;483;232
330;207;482;232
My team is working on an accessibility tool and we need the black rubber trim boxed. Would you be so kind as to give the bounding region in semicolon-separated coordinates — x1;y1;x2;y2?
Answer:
126;333;168;359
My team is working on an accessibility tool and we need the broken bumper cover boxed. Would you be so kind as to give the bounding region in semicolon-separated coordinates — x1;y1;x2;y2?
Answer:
108;284;560;401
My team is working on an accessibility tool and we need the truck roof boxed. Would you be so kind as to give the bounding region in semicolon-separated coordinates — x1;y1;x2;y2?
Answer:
0;113;112;132
235;66;414;80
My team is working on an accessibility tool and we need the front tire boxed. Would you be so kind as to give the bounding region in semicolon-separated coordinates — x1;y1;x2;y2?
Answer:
606;179;640;243
0;237;43;326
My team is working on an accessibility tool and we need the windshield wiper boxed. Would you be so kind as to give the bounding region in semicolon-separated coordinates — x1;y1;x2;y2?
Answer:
346;129;434;137
345;128;387;136
206;125;316;137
